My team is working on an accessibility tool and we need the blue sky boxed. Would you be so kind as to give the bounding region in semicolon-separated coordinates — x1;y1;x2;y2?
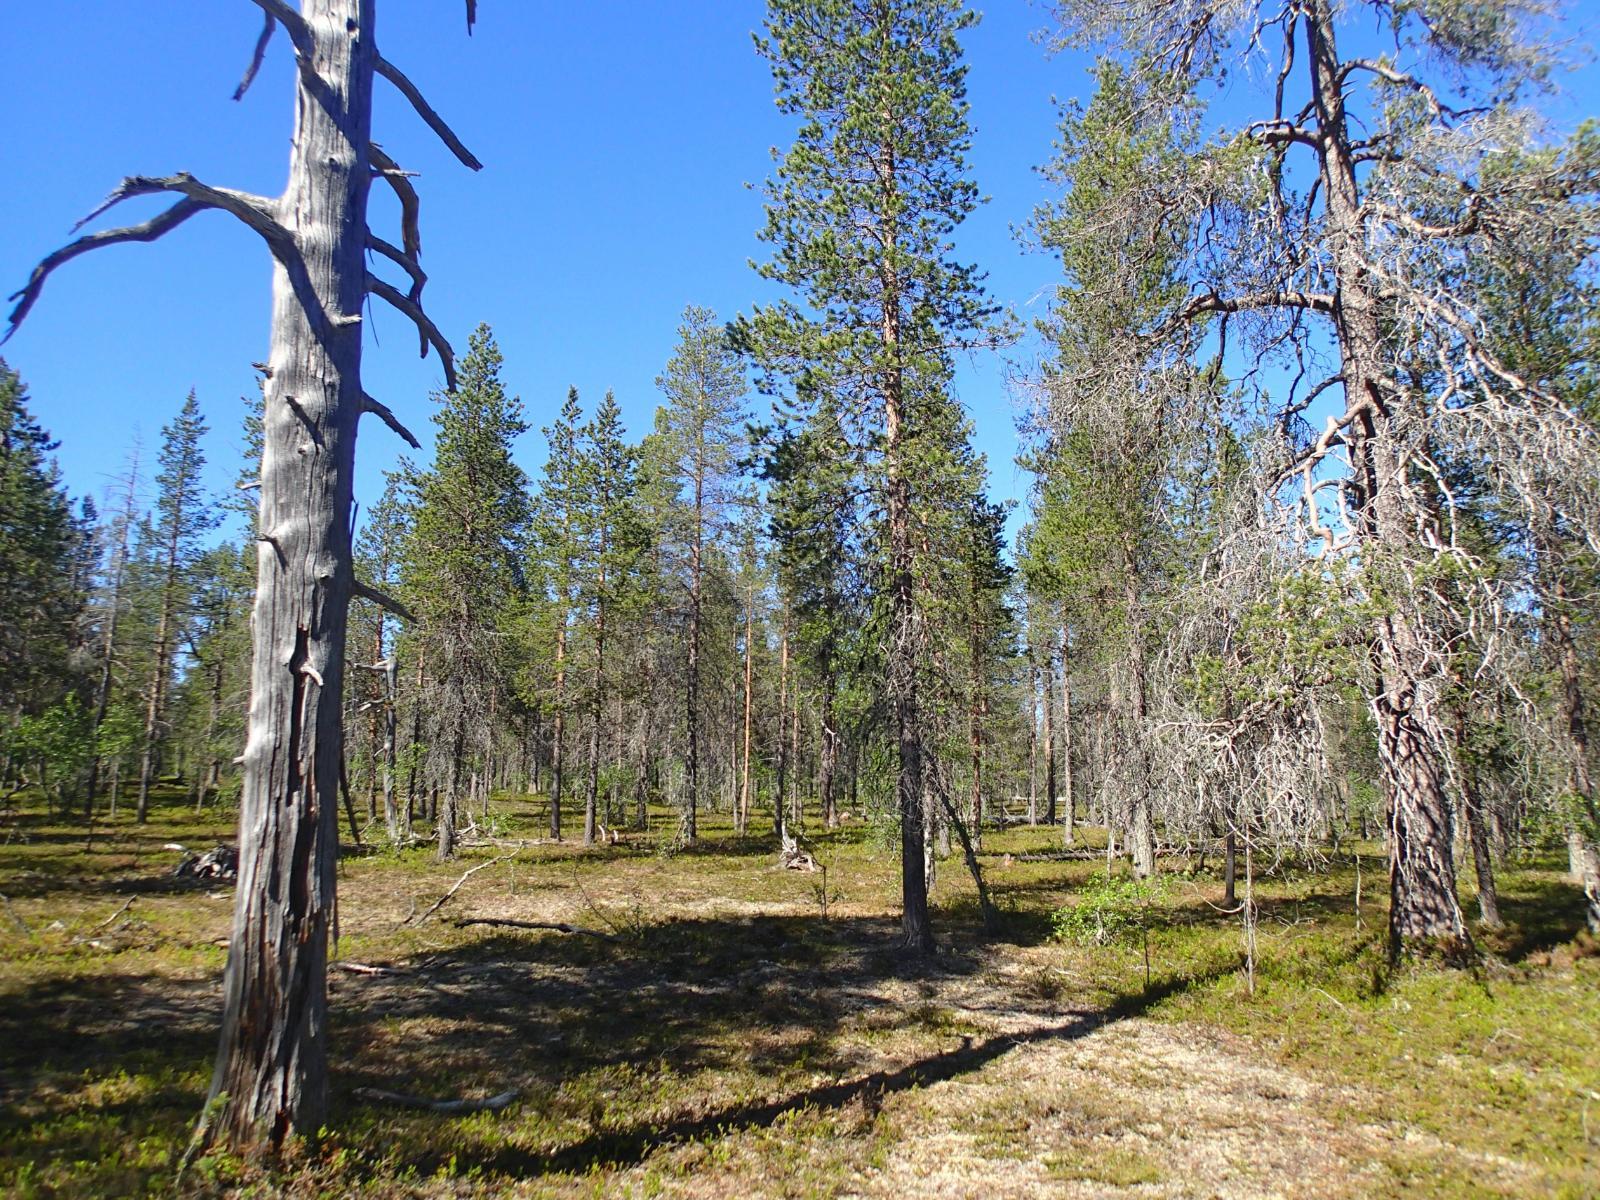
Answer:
3;2;1595;546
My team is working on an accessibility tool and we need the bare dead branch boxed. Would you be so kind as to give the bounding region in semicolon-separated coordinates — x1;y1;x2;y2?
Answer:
242;0;310;57
369;144;422;263
366;232;427;299
1176;288;1336;324
374;56;483;171
366;276;456;388
405;853;516;926
353;1086;518;1114
233;12;276;101
5;200;205;339
360;391;422;449
352;578;416;623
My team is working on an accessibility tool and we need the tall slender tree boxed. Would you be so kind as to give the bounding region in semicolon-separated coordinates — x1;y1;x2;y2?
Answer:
655;306;748;842
135;391;215;822
532;387;587;839
737;0;997;953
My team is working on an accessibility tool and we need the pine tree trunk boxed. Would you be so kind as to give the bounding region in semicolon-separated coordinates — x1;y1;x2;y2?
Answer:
820;672;839;829
1059;623;1074;849
585;588;607;848
1122;547;1156;878
883;250;932;955
551;614;568;840
86;482;134;812
1043;647;1057;827
136;580;177;823
685;472;704;842
738;583;754;835
775;621;790;839
1305;0;1466;956
208;0;374;1147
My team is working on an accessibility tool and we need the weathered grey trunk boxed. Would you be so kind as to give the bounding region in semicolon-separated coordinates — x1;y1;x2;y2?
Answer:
1305;0;1466;956
208;1;372;1146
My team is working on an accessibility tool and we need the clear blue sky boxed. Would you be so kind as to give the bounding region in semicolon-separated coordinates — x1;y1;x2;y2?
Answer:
3;2;1595;544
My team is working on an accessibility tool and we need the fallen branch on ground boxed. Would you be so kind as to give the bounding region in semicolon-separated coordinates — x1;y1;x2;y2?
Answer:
332;960;406;976
453;916;620;942
404;852;517;926
71;896;135;942
353;1086;519;1114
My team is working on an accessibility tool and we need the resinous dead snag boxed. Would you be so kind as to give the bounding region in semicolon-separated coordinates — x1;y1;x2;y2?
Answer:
6;0;483;1154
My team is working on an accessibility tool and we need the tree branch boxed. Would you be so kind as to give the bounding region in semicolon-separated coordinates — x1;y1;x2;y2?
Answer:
369;144;422;263
374;56;482;171
366;232;428;353
360;392;422;449
6;200;203;339
242;0;310;57
233;12;277;101
367;276;456;388
352;579;416;623
1175;287;1336;324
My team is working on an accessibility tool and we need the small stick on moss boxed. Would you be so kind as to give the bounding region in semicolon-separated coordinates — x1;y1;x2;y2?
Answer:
353;1086;519;1114
84;896;135;934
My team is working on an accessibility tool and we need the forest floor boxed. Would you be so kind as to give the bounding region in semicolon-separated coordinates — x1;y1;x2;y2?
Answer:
0;787;1596;1199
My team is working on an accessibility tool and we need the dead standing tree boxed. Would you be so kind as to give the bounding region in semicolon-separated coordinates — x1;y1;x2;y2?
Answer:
6;0;481;1151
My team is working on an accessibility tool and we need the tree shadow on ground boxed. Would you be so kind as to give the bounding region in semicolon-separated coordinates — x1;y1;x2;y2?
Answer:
322;909;1238;1181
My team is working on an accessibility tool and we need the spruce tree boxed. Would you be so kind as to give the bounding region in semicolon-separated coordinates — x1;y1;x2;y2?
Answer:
0;360;82;768
403;324;529;859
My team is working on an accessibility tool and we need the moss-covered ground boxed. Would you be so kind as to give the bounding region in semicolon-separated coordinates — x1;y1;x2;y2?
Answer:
1;787;1595;1197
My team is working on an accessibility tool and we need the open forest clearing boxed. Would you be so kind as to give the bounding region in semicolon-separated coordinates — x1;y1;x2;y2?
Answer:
4;0;1600;1192
2;789;1595;1198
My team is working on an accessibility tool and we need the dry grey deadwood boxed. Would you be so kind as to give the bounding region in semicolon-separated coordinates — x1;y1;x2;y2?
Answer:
6;0;482;1152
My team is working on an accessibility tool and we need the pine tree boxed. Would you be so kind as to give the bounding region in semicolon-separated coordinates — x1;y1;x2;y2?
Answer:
655;305;749;841
136;391;216;823
736;0;997;953
532;387;587;839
